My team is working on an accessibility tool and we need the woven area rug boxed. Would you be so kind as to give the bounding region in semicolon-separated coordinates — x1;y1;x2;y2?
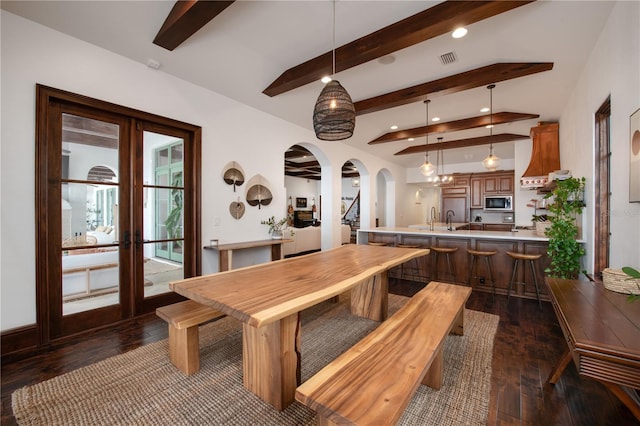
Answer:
13;294;499;425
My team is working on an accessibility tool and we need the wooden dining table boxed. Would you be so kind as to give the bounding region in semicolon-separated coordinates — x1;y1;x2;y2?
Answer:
170;244;429;410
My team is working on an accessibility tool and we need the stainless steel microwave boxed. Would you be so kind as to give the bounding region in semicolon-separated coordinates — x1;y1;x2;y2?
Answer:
484;195;513;211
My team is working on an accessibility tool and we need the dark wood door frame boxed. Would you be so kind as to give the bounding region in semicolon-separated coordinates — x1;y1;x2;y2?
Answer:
594;96;611;277
35;84;202;345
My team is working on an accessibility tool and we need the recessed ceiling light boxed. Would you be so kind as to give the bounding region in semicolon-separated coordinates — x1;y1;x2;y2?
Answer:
480;107;490;113
452;27;467;39
321;76;332;84
408;138;415;141
485;124;494;129
390;125;398;130
431;117;440;122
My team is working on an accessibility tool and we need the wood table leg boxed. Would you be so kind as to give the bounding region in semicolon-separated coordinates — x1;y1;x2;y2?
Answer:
242;313;301;410
350;271;388;321
271;243;284;261
601;381;640;421
547;347;572;385
219;249;232;272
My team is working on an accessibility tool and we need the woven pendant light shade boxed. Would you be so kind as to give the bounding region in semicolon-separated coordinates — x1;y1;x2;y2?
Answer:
313;80;355;141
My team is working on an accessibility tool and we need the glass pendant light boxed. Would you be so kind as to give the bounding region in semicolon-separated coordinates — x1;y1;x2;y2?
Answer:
312;0;355;141
420;100;435;176
436;137;451;183
482;84;501;171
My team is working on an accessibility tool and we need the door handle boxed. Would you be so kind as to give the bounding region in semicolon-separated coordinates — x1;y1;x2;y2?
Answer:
134;231;150;246
122;230;131;249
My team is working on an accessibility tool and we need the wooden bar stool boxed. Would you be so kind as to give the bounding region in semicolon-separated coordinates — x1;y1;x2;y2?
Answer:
396;244;425;283
367;242;388;246
466;249;497;298
506;251;543;308
430;247;458;282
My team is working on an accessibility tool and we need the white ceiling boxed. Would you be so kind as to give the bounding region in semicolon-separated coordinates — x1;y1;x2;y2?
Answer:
1;0;615;169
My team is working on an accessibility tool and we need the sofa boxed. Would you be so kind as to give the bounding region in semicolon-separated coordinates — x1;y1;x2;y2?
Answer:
283;224;351;257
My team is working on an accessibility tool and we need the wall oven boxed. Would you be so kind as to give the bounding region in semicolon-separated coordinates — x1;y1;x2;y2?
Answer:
484;195;513;211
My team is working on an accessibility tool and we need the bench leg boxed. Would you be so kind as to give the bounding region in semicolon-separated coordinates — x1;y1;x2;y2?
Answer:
422;348;444;390
168;325;200;375
451;307;465;336
242;313;301;411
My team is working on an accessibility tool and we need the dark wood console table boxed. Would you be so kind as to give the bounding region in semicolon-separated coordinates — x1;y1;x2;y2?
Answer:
546;277;640;420
204;238;293;272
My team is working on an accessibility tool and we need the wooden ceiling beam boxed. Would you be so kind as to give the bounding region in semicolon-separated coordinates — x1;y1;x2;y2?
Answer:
263;1;534;97
153;0;235;51
394;133;530;156
355;62;553;116
369;112;539;144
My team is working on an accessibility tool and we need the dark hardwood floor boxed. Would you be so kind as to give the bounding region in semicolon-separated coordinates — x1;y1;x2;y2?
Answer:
2;280;638;425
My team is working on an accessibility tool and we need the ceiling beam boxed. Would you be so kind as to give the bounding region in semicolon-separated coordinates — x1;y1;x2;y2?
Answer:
354;62;553;116
263;1;534;97
369;112;539;144
394;133;530;156
153;0;235;51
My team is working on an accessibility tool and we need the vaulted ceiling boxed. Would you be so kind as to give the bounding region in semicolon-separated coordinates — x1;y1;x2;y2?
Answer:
2;0;615;170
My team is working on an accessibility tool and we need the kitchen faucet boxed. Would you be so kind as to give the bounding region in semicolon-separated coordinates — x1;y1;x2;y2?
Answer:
446;210;455;231
429;206;437;230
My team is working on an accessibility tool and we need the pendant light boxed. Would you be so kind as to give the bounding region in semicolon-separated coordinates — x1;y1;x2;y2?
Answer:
312;0;355;141
435;137;451;184
419;100;435;176
482;84;501;171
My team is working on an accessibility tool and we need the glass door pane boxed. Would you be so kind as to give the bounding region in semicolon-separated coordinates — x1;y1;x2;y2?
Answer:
60;114;121;315
142;132;184;299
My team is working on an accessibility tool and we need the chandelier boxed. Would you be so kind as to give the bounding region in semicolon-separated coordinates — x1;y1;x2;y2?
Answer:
431;137;452;185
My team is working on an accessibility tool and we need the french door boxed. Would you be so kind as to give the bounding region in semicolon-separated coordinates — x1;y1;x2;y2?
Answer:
36;85;201;341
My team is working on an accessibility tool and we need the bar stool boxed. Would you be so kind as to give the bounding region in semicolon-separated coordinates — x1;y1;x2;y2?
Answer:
430;247;458;282
466;249;497;298
506;251;543;308
396;244;425;283
367;241;388;246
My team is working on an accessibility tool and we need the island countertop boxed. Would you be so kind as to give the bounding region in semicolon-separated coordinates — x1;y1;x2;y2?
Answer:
358;226;550;242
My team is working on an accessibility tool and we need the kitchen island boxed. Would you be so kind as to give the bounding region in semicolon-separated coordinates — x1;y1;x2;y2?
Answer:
358;226;553;301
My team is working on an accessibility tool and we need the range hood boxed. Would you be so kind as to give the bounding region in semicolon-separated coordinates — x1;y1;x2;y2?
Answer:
520;122;561;189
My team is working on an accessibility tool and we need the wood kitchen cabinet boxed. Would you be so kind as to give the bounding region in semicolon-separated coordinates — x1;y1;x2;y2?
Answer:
469;171;515;208
441;186;469;223
484;173;514;194
471;178;483;208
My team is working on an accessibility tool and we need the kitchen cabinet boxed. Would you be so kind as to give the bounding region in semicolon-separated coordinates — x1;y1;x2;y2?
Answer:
441;193;469;223
471;178;483;208
483;173;514;194
470;171;515;209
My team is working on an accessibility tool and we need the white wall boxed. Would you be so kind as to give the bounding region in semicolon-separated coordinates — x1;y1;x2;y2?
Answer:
558;1;640;272
0;11;408;331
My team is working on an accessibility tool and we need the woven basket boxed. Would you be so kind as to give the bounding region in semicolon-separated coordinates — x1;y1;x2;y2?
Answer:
603;268;640;295
535;221;552;237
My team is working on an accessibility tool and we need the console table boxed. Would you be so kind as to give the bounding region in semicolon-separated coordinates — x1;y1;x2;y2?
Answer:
546;277;640;420
204;238;293;272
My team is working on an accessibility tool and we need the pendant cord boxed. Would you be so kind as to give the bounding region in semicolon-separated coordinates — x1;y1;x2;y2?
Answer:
332;0;336;75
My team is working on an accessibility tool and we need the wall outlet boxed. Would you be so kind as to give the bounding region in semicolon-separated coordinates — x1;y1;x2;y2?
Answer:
213;216;221;226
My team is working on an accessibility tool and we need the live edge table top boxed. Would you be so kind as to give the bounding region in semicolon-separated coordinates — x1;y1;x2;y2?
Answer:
170;244;429;329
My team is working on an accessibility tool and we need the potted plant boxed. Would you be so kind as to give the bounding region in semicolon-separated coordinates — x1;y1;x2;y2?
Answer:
543;177;586;279
622;267;640;302
261;216;288;239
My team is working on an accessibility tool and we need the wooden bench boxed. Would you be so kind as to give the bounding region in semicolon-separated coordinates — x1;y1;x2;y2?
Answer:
295;281;472;425
156;300;225;375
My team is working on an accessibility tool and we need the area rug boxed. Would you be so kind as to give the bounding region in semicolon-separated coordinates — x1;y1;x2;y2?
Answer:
12;294;499;426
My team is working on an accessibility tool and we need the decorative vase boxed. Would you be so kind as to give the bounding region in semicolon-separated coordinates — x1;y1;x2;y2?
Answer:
271;230;283;239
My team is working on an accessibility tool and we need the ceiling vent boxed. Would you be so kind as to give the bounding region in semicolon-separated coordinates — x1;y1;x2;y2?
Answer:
439;51;457;65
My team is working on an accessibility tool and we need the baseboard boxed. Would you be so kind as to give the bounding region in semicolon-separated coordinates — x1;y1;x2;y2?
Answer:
1;325;38;359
